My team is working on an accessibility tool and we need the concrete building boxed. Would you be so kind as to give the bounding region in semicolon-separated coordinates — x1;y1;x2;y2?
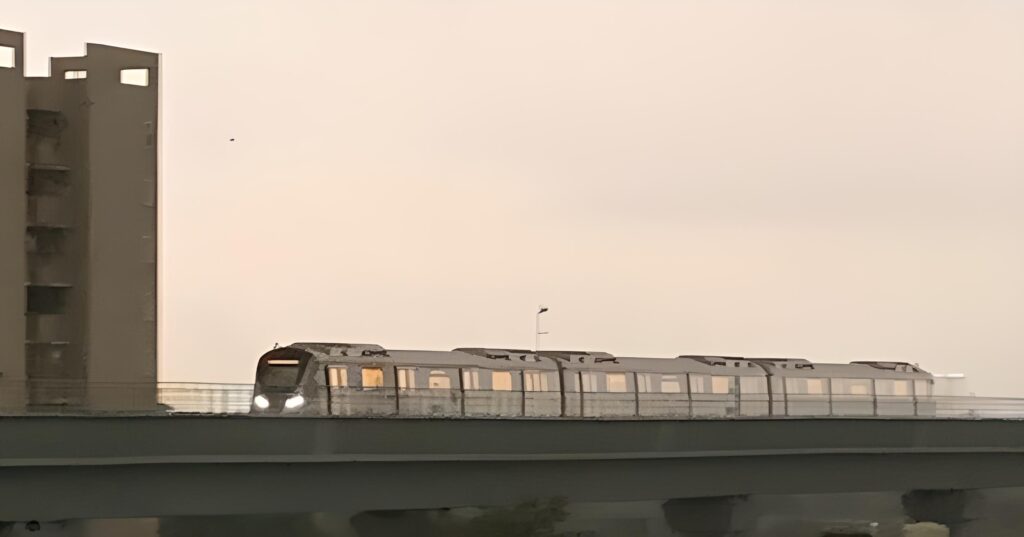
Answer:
0;29;158;406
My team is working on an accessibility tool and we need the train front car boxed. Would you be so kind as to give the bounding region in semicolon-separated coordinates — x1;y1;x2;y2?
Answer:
251;345;319;415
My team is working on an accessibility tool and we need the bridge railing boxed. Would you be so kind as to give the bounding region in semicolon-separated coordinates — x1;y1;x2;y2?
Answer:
0;380;1021;419
0;381;254;415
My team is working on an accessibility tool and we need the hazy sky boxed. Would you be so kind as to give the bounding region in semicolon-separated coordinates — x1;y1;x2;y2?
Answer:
4;0;1023;394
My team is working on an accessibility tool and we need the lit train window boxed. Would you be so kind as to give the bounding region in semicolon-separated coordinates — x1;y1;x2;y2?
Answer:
832;378;872;396
606;373;628;393
581;372;599;393
397;367;416;389
429;370;451;389
876;379;911;396
785;377;828;395
914;380;932;397
711;376;735;394
327;367;348;387
806;378;827;395
492;371;513;391
361;367;384;389
739;377;768;394
524;371;549;392
688;375;720;391
462;369;480;390
661;375;682;394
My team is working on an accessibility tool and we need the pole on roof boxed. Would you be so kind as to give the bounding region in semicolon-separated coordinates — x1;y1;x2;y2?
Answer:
535;306;549;358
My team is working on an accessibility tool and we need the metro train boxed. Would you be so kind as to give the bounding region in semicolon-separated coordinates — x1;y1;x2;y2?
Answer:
251;342;934;418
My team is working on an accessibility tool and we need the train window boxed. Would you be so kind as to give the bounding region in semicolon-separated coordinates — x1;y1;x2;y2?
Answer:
564;372;581;393
739;377;768;394
524;371;550;392
581;372;599;393
876;379;911;396
429;370;452;389
606;373;628;393
260;361;302;386
327;367;348;388
914;380;932;397
661;375;682;394
397;367;417;389
637;374;654;393
832;378;873;396
785;377;829;395
462;369;480;390
711;376;735;395
691;375;734;394
690;375;708;394
361;367;384;389
492;371;513;391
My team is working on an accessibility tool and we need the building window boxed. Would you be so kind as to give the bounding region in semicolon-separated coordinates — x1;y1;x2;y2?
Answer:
327;367;348;387
606;373;628;393
397;367;416;389
462;369;480;390
524;371;549;392
361;367;384;389
492;371;513;391
27;286;68;315
120;68;150;86
429;370;451;389
64;70;87;80
0;45;14;69
661;375;682;394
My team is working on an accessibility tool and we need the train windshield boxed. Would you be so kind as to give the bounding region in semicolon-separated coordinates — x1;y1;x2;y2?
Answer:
260;359;303;387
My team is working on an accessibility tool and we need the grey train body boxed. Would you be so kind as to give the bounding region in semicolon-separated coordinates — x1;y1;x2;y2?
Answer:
251;343;935;418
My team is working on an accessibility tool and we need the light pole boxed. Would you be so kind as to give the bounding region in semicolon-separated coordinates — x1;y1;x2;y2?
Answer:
535;306;549;357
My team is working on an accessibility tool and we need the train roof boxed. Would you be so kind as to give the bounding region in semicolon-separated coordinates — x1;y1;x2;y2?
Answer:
275;343;931;379
748;358;930;379
286;343;560;371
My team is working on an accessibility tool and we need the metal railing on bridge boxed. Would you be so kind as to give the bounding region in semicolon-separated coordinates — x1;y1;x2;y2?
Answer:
0;381;1021;419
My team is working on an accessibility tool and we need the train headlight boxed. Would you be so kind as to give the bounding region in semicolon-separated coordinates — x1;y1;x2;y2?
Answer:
253;394;270;409
284;394;305;409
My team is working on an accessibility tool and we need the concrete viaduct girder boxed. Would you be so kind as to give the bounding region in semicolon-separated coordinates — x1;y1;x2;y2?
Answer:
1;416;1023;521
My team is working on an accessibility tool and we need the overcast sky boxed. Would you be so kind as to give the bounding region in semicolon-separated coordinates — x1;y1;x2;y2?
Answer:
4;0;1023;394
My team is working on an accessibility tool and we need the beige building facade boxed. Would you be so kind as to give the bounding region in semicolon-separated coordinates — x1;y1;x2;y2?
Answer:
0;29;158;404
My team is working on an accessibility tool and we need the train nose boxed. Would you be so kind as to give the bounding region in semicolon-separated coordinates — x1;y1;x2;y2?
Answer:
251;391;306;413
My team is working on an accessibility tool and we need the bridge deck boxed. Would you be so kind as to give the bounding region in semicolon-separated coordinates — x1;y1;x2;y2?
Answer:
1;416;1024;521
